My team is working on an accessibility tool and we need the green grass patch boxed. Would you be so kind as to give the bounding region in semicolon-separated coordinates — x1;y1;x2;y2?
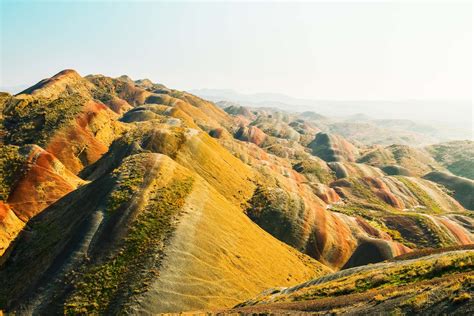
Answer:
105;157;148;213
396;177;443;214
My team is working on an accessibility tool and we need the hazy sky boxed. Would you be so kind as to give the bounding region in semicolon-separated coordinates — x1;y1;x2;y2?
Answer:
0;0;472;100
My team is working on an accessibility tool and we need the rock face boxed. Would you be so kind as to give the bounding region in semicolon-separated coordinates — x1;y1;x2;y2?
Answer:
0;70;473;314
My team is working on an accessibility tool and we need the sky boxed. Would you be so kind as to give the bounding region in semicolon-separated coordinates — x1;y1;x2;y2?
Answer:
0;0;472;101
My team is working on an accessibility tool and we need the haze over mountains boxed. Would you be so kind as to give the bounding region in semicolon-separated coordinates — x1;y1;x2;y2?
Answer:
0;70;473;314
192;88;473;144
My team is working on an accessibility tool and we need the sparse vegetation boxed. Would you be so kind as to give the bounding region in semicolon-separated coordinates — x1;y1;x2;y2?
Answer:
293;159;334;183
106;156;148;213
232;251;474;314
396;177;443;213
245;185;305;249
3;93;86;146
0;145;25;200
64;175;194;314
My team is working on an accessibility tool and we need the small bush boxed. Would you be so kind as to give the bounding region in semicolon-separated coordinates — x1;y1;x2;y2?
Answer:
451;292;471;304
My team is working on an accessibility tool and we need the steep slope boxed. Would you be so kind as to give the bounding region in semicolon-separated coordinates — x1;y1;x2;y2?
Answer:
44;100;125;173
3;70;127;174
245;182;410;269
220;138;410;269
0;202;23;257
0;145;25;202
81;122;256;206
0;153;328;314
229;247;474;314
423;171;474;210
0;145;84;255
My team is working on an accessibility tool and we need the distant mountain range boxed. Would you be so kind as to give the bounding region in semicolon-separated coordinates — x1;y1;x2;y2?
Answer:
190;88;473;141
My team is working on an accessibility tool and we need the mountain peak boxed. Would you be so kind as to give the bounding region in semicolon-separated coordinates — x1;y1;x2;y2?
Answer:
17;69;92;99
53;69;81;78
117;75;134;84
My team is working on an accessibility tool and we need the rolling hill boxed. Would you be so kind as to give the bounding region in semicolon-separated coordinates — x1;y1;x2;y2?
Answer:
0;70;472;314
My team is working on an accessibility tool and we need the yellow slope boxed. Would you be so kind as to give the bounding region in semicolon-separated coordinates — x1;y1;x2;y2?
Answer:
131;154;330;313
